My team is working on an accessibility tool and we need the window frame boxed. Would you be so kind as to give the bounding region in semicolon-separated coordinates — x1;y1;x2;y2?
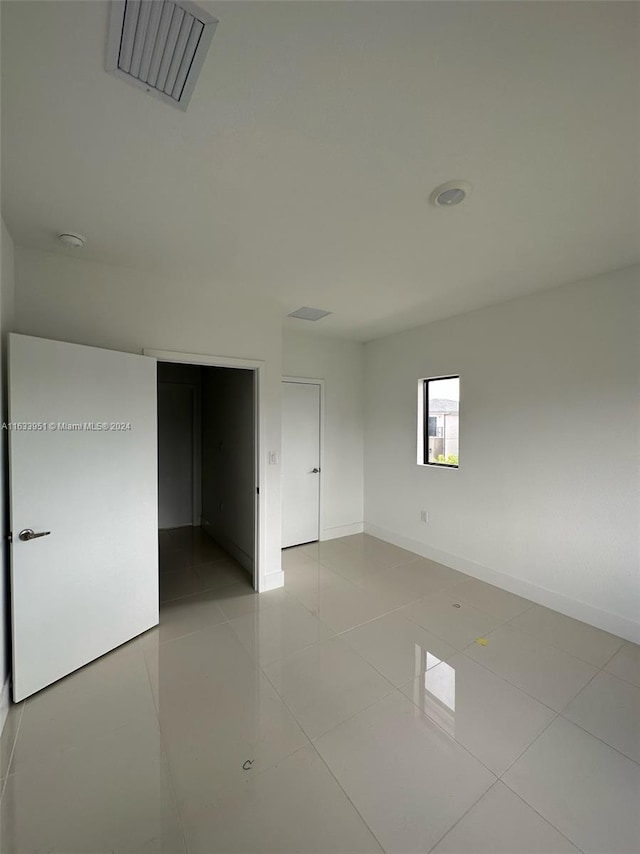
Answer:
422;375;460;469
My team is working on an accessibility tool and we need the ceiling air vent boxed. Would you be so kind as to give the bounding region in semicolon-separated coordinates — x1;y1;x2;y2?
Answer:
288;307;333;322
106;1;218;110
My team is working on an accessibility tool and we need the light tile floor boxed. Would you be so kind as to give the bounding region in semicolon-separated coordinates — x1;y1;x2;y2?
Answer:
0;528;638;853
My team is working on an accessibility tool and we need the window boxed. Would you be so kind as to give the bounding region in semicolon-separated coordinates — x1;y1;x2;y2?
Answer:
421;376;459;467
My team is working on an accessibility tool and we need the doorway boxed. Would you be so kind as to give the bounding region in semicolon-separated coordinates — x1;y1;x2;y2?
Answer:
154;355;261;606
146;348;267;589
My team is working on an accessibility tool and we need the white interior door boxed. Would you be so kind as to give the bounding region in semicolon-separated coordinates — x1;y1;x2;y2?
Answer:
281;381;320;548
8;334;158;701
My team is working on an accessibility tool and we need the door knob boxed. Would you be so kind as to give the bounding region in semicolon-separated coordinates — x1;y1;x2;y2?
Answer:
19;529;51;542
310;468;320;474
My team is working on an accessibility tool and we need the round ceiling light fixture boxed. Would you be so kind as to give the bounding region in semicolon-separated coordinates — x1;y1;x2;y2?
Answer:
430;180;473;207
58;232;86;249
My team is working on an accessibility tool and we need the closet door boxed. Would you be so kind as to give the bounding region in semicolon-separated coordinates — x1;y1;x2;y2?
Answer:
281;381;320;548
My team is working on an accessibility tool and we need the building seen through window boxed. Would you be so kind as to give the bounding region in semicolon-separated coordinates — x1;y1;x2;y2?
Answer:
424;376;459;467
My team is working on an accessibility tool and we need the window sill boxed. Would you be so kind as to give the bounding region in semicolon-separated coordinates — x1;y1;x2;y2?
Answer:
418;463;459;470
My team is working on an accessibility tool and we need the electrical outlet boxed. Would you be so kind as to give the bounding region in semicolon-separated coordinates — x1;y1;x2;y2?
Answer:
420;510;428;523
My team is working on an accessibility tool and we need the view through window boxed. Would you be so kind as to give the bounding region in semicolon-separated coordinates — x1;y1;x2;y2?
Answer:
424;376;459;467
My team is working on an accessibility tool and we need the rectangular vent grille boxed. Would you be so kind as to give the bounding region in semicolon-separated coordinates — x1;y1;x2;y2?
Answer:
106;1;218;110
288;307;333;321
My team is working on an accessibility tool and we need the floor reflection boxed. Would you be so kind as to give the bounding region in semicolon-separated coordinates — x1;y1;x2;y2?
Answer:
411;646;456;736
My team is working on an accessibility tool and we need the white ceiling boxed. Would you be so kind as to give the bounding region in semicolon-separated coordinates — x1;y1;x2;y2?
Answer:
2;1;639;341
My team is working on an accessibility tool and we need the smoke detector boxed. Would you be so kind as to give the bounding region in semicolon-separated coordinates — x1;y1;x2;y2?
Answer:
430;181;473;207
106;1;218;111
58;232;86;249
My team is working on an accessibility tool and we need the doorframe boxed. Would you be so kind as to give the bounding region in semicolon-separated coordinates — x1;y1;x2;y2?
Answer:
282;376;325;544
146;348;266;592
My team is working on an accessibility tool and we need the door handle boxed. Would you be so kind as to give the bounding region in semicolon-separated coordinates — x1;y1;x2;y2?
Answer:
310;468;320;474
19;529;51;542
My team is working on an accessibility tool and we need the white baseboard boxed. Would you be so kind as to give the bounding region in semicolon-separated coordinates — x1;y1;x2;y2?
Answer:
262;570;284;592
321;522;364;541
365;523;640;645
202;522;253;576
0;674;10;738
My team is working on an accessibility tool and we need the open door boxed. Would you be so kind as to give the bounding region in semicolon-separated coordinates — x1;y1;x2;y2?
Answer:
8;334;158;701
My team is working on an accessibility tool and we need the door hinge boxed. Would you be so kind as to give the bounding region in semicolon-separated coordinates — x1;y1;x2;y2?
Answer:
256;487;260;495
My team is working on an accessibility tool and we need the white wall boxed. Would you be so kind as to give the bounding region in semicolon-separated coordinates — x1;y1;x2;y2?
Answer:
157;362;203;530
14;247;284;589
201;367;255;574
0;219;16;730
157;383;196;529
364;266;640;643
283;331;364;540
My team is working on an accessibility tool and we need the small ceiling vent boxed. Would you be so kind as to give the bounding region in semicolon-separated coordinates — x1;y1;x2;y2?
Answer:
287;307;332;322
106;1;218;110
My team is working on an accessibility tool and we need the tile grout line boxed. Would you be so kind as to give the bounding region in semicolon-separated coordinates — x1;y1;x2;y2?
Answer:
485;704;590;854
488;660;632;852
156;727;191;854
424;780;503;854
250;609;408;854
497;607;626;669
308;738;390;854
598;639;632;674
139;619;193;854
498;775;589;854
322;571;538;653
497;709;561;781
159;574;250;606
557;711;640;769
257;639;399;743
455;627;603;717
558;665;616;723
456;636;564;711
